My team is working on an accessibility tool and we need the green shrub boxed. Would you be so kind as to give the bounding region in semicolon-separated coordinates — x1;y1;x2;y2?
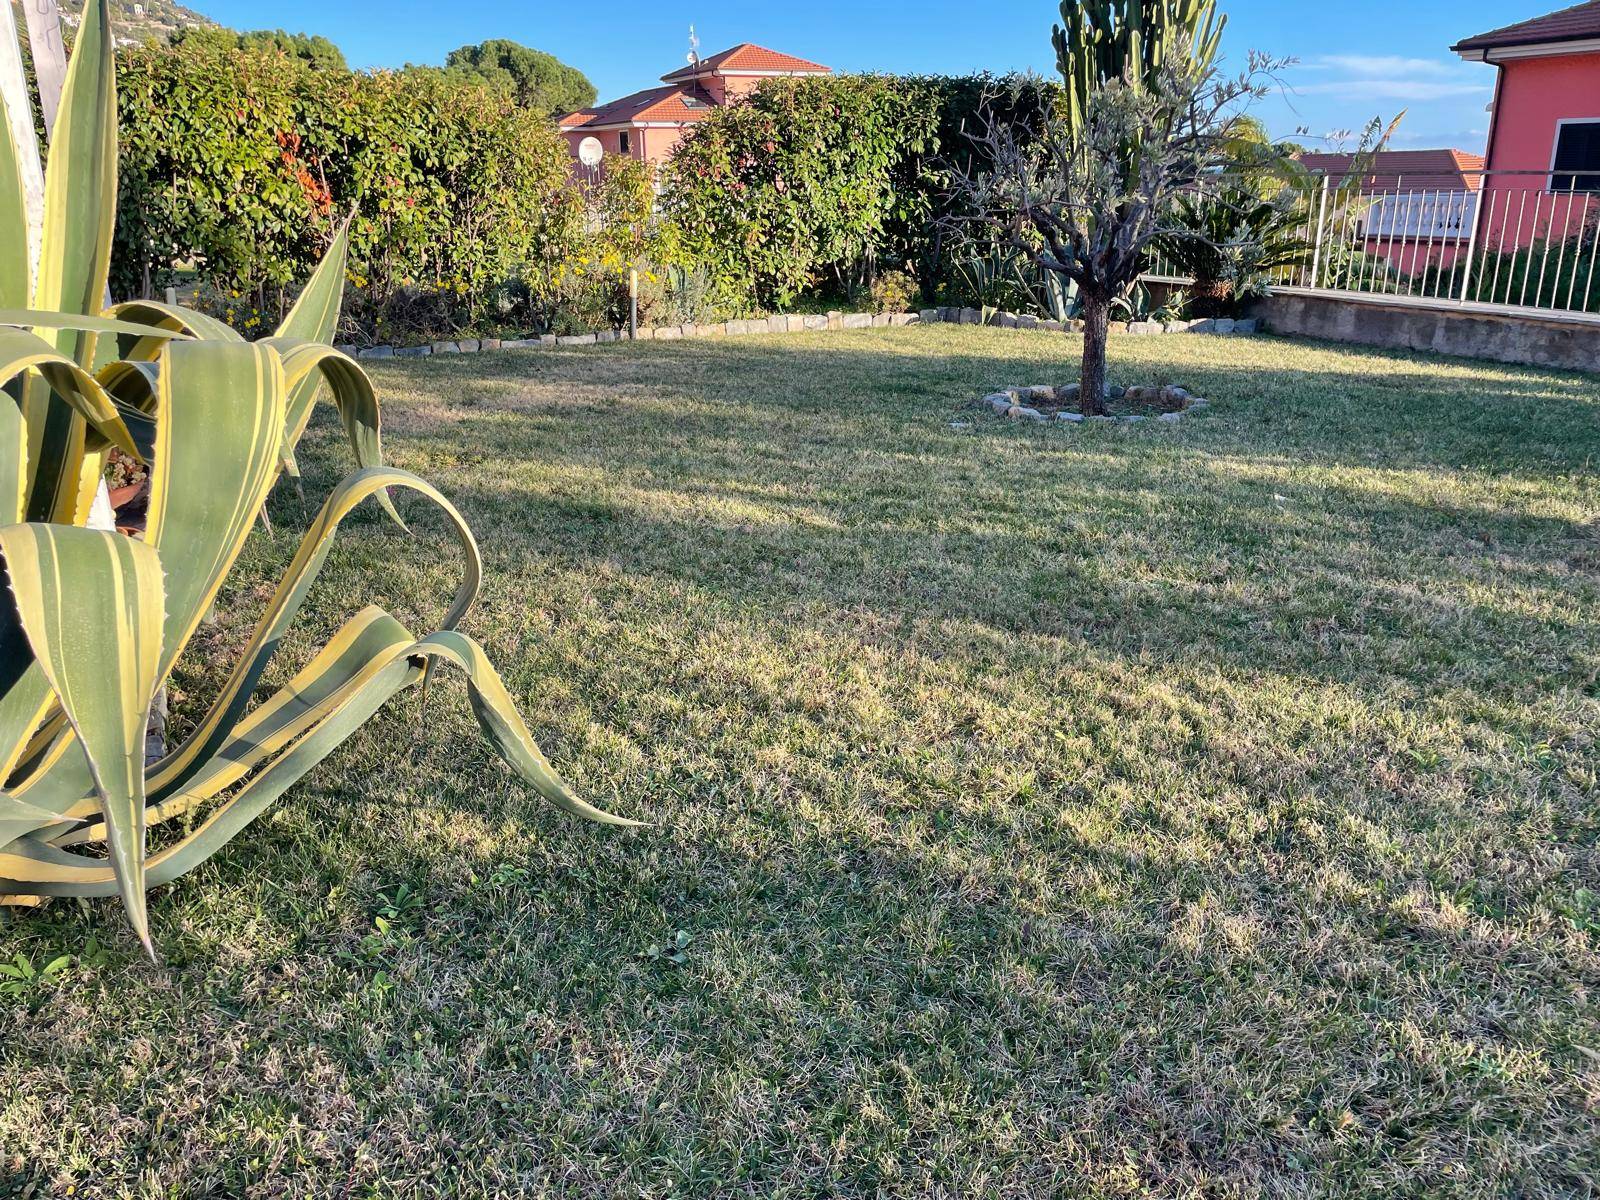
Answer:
657;74;1057;315
869;269;919;313
112;38;582;341
659;75;940;312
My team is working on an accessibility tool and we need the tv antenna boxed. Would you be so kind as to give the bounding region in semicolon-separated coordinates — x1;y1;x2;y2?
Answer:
687;24;700;66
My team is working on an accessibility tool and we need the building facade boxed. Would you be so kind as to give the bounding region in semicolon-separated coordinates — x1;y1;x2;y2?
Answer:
558;44;831;170
1454;1;1600;252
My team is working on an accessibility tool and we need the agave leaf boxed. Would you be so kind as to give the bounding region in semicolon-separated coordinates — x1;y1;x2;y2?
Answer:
274;221;350;465
0;524;163;954
426;629;642;827
0;81;27;312
106;299;243;362
4;617;636;897
0;330;140;782
21;0;116;524
32;0;116;342
56;606;416;844
147;466;477;802
144;340;286;682
263;338;399;524
0;309;196;341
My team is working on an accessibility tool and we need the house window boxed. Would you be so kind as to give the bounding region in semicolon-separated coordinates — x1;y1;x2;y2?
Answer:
619;130;631;155
1551;121;1600;192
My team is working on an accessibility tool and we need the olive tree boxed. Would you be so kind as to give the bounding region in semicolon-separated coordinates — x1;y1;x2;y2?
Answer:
948;1;1280;414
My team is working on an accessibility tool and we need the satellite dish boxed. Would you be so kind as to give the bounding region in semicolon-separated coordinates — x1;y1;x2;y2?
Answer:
577;136;604;168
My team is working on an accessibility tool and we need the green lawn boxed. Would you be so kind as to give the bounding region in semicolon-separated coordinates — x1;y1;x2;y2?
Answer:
4;326;1599;1197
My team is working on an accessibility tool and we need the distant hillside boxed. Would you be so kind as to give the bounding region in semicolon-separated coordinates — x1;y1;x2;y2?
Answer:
21;0;216;46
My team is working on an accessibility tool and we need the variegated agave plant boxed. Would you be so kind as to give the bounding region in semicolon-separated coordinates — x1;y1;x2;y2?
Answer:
0;0;635;959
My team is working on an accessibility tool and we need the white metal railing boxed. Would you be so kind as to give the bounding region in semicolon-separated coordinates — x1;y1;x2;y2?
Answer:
1288;170;1600;314
1144;170;1600;318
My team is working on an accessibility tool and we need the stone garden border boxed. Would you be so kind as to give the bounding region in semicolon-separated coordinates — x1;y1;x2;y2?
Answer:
341;308;1261;360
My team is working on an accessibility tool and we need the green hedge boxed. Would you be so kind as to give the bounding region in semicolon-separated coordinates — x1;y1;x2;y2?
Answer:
658;74;1057;313
113;38;580;339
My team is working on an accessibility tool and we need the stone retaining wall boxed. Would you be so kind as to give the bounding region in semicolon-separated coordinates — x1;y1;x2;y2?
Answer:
1252;288;1600;373
342;307;1259;360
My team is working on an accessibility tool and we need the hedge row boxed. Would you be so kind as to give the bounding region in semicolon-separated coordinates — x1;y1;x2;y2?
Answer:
108;37;1057;334
659;74;1056;312
112;37;580;338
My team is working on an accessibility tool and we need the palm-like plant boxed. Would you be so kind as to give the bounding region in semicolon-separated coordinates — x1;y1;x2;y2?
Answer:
1156;186;1311;315
0;0;635;958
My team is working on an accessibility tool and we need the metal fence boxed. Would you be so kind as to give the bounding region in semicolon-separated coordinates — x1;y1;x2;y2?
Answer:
1145;170;1600;318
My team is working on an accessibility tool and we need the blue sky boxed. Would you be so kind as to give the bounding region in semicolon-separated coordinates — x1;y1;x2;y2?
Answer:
191;0;1528;153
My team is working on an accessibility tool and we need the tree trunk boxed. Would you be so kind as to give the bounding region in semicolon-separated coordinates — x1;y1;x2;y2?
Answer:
1078;291;1111;416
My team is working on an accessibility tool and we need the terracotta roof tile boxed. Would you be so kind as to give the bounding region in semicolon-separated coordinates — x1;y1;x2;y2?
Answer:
1297;149;1486;191
559;85;718;130
1452;0;1600;52
661;43;830;82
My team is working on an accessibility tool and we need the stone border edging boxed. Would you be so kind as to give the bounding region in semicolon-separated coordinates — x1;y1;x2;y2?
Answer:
342;308;1260;361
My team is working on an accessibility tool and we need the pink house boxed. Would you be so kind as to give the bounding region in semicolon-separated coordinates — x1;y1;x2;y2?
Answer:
557;44;831;170
1454;1;1600;251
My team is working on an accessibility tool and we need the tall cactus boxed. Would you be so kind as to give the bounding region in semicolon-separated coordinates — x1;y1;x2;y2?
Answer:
1053;0;1226;136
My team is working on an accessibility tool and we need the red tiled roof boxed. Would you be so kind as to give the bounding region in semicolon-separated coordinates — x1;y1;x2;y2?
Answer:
1297;149;1487;191
1452;0;1600;52
660;43;830;82
559;84;719;130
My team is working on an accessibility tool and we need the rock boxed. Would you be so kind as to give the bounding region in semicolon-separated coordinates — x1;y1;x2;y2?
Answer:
358;345;395;359
1188;319;1217;334
536;334;559;346
1057;411;1085;423
1007;406;1046;421
1212;318;1236;334
987;394;1014;414
1233;318;1260;335
500;338;532;349
827;311;844;331
1120;414;1147;423
784;315;807;333
335;343;358;355
1158;411;1182;423
1128;320;1163;335
919;309;942;324
1188;398;1210;408
1104;384;1126;400
1164;320;1191;334
804;314;828;331
996;312;1019;328
1017;314;1040;330
655;326;683;340
1055;383;1081;403
1040;319;1064;332
1067;319;1086;333
395;345;430;358
458;338;481;352
889;312;915;326
595;330;618;343
558;333;596;345
431;340;460;354
959;307;981;325
872;313;892;327
1024;385;1056;403
842;312;872;329
480;338;502;351
1160;385;1190;406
